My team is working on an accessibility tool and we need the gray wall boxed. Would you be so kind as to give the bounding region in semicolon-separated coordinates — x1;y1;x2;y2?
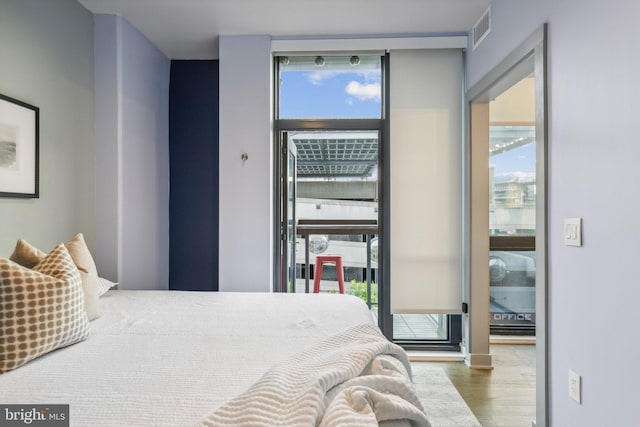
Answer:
94;14;120;282
467;0;640;425
0;0;95;255
94;14;170;290
218;35;273;292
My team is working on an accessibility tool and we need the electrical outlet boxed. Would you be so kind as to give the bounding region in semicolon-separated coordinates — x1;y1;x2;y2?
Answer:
569;369;581;403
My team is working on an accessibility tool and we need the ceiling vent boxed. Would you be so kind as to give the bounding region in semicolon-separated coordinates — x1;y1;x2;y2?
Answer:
472;6;491;50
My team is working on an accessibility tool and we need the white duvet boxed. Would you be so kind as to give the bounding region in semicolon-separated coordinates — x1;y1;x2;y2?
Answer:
0;291;375;426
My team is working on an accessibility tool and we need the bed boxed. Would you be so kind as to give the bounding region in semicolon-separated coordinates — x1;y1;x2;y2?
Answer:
0;288;481;426
1;234;484;425
0;291;373;423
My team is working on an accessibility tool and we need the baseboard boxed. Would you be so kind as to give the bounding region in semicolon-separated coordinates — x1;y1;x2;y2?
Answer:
491;335;536;345
407;351;466;362
465;352;493;369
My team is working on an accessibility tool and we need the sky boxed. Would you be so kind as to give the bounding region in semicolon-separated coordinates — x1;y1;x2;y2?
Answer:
279;69;381;119
280;67;535;182
491;142;536;182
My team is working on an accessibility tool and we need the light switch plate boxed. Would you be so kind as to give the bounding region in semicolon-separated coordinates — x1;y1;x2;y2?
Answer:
569;369;581;403
564;218;582;246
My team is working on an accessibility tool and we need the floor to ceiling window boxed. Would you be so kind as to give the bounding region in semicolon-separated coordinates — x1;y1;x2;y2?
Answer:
275;51;464;349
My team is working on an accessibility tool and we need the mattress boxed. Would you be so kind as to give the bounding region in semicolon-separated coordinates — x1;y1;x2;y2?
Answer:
0;290;375;426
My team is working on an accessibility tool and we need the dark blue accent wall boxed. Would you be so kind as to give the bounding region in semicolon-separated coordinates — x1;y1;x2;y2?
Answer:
169;60;219;291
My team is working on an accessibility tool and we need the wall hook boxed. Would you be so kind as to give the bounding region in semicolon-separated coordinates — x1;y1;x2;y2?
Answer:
241;152;248;166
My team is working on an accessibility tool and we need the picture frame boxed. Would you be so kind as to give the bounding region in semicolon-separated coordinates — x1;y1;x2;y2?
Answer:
0;93;39;198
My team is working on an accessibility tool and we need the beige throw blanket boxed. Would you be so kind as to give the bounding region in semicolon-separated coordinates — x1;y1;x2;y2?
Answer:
197;323;431;427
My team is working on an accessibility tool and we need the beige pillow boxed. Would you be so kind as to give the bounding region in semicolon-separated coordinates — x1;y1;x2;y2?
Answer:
0;245;90;374
7;236;101;320
78;272;100;320
64;234;101;319
9;238;46;268
65;233;98;276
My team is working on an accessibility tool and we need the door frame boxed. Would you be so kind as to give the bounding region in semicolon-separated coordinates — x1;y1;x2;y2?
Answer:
278;133;298;293
466;24;548;426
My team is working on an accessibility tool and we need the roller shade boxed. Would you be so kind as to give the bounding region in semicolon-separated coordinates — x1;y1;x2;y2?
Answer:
389;49;463;314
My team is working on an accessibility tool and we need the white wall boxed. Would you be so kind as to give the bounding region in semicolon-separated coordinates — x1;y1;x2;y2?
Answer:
94;15;170;290
0;0;95;256
467;0;640;425
218;35;273;292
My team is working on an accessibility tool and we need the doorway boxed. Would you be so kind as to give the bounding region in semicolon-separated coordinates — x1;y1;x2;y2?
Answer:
488;77;537;336
466;25;548;426
276;127;381;300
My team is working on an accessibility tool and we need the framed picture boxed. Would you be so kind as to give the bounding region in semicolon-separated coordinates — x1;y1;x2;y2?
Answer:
0;94;39;198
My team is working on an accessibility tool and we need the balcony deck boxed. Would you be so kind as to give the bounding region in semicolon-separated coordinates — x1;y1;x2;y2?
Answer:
294;279;445;340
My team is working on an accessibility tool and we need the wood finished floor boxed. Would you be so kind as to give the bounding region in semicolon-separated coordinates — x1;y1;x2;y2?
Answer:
414;344;536;427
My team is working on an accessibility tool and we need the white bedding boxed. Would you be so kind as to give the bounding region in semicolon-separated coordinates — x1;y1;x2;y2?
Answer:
0;290;375;426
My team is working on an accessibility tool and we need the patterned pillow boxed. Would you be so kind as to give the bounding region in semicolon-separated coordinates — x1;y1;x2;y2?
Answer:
8;236;101;320
0;244;90;374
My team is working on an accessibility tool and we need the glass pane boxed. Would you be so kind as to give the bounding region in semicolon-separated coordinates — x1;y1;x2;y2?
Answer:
490;250;536;329
290;130;378;307
490;125;536;236
278;55;381;119
295;235;378;302
393;314;448;340
292;130;378;185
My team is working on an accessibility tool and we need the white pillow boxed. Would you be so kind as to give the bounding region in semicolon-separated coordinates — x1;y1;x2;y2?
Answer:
97;277;118;296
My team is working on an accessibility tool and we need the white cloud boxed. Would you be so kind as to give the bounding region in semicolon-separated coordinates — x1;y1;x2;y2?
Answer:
345;81;381;101
307;71;338;86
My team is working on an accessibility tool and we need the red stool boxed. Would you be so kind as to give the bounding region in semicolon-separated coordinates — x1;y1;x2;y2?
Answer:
313;255;345;294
